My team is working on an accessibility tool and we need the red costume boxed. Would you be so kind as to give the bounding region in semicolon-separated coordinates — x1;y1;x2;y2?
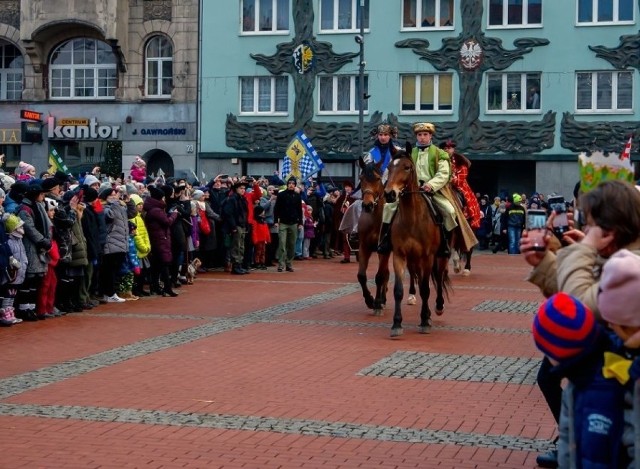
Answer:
451;153;481;229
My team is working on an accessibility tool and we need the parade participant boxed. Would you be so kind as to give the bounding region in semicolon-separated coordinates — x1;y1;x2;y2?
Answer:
378;122;476;256
441;140;481;230
274;176;302;272
363;123;399;175
334;181;356;263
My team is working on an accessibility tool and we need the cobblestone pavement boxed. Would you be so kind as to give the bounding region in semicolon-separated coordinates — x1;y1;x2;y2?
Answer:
0;252;555;468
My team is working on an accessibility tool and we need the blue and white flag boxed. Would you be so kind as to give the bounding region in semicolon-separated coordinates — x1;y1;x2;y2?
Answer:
282;131;324;182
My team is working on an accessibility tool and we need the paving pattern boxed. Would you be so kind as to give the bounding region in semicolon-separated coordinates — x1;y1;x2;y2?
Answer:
0;253;556;468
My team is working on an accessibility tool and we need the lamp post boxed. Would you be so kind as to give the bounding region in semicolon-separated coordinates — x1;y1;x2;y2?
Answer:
356;0;365;159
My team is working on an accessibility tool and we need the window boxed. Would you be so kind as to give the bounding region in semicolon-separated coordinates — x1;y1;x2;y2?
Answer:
318;75;368;114
49;38;117;99
240;76;288;114
242;0;289;33
145;36;173;98
576;71;633;112
487;72;541;112
488;0;542;27
0;41;23;100
320;0;369;32
578;0;633;23
400;74;453;113
402;0;454;28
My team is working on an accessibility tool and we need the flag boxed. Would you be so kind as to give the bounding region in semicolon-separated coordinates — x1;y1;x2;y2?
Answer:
282;131;324;181
620;135;633;160
48;147;69;174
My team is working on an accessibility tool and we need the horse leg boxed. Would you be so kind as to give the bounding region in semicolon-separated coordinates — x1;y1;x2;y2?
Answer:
407;273;417;305
451;250;461;274
390;257;406;337
417;272;432;333
463;248;473;276
373;253;390;316
434;257;448;315
357;248;374;310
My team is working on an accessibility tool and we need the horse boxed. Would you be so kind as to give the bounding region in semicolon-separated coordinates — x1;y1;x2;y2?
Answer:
356;157;390;315
383;143;451;337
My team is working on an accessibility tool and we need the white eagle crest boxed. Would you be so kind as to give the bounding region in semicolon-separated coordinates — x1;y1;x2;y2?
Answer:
460;39;483;70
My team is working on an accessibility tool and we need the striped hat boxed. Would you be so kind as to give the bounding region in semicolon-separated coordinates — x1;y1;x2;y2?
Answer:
532;292;599;362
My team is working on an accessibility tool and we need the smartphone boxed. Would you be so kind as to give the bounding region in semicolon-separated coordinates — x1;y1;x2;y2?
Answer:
526;209;547;231
547;196;569;237
76;189;84;202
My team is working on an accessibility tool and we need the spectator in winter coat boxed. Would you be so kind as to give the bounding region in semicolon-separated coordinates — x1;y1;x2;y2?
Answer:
129;194;151;297
221;181;250;275
98;187;129;303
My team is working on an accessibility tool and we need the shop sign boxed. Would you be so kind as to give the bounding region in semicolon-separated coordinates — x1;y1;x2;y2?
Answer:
48;117;120;140
21;122;43;143
0;128;20;144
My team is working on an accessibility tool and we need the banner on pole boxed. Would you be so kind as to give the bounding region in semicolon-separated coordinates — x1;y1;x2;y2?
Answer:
281;131;324;182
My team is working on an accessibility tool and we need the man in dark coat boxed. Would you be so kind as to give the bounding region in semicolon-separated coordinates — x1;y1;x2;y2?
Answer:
221;181;249;275
274;176;302;272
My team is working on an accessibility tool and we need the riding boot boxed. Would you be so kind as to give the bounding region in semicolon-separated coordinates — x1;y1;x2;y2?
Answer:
377;222;393;254
437;225;451;258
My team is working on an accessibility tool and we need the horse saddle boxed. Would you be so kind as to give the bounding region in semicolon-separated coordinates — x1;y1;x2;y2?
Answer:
419;191;443;224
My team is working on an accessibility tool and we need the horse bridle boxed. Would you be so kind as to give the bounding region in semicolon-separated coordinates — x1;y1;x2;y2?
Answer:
362;186;384;208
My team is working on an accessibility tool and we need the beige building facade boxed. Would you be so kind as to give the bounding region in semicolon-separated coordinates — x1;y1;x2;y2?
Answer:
0;0;198;179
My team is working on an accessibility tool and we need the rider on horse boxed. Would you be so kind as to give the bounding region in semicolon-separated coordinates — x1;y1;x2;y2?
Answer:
362;123;400;176
378;122;457;257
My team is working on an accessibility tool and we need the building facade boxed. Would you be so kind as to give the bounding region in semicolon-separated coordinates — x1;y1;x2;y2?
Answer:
200;0;640;198
0;0;198;179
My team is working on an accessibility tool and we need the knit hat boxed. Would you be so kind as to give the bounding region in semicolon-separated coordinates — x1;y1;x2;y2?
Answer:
54;171;71;183
17;161;35;175
83;174;100;187
84;187;98;203
44;197;59;211
4;214;24;233
287;176;297;184
192;190;204;201
161;184;175;200
512;193;522;204
8;181;28;200
25;182;45;200
148;185;165;200
99;187;115;200
42;177;61;191
532;292;599;362
129;194;143;206
598;249;640;327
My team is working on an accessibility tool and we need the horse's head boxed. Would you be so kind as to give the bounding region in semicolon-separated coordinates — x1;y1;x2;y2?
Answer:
384;142;416;203
358;157;383;212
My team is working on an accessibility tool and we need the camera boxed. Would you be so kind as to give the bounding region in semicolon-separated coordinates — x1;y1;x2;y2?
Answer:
354;35;364;44
526;209;548;252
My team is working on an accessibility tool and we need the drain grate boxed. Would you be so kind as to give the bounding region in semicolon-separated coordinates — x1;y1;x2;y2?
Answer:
358;351;539;384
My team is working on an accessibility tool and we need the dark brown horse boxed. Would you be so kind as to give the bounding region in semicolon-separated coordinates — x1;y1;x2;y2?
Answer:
356;157;390;315
383;143;451;337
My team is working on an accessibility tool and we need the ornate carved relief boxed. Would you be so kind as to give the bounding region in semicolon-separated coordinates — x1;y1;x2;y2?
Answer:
0;0;20;30
561;113;640;153
143;0;172;22
589;31;640;71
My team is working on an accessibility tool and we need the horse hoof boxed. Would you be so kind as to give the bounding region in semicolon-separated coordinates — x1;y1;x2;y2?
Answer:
435;308;444;316
462;269;470;277
418;325;431;334
390;328;403;337
406;294;417;305
372;308;384;317
365;299;374;309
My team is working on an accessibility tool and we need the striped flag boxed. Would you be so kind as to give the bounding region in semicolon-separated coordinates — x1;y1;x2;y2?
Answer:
282;131;324;181
620;135;633;160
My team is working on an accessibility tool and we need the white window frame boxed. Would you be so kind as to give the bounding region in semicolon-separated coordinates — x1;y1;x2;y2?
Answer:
241;0;290;34
145;36;173;98
486;72;542;113
317;74;368;115
576;0;634;25
399;73;454;115
319;0;370;33
575;70;633;114
239;76;289;115
401;0;455;30
0;42;23;101
49;38;117;100
487;0;543;28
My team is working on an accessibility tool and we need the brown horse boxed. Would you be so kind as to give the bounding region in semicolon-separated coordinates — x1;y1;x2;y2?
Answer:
356;157;390;314
383;143;451;337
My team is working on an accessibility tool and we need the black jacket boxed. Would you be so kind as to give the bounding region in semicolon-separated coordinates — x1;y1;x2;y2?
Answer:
274;189;302;225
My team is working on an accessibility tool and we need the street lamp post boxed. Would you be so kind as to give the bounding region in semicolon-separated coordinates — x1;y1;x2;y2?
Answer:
356;0;365;159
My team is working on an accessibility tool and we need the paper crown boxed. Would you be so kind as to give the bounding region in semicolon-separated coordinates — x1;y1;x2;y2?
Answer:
579;151;634;194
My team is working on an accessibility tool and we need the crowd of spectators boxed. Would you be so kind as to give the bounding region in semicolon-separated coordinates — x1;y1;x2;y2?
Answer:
0;157;354;327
